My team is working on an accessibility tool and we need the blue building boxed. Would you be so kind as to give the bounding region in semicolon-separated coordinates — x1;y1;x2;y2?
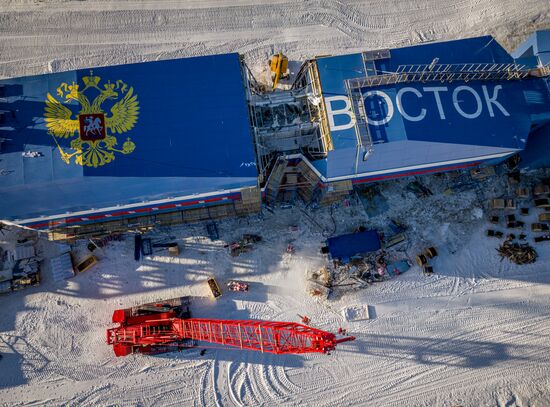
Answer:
0;53;260;235
512;30;550;169
1;31;550;236
274;33;550;196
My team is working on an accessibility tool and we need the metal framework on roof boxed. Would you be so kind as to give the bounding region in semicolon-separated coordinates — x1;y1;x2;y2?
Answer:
347;62;530;90
244;66;328;184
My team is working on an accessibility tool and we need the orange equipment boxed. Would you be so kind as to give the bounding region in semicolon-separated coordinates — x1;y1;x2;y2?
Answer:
269;53;289;90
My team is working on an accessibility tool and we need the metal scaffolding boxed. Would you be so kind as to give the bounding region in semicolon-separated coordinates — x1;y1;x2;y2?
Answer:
347;62;531;90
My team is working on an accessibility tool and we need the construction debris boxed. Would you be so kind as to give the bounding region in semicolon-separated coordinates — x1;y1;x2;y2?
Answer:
533;184;550;196
486;229;504;238
497;241;537;264
225;234;262;256
516;187;529;198
470;166;496;180
531;223;549;232
490;198;516;210
406;180;433;197
383;233;406;249
49;252;74;282
0;230;42;294
534;198;550;208
534;235;550;243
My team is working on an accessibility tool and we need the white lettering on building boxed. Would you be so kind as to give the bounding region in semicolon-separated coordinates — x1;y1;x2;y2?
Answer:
396;87;426;122
452;86;482;119
325;85;510;129
362;90;394;126
423;86;449;120
324;96;356;131
482;84;510;117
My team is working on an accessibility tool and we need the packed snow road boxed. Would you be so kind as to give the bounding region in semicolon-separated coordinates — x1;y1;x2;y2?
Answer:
1;0;549;79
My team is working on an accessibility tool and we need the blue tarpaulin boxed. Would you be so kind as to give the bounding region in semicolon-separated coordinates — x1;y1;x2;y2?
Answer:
327;230;381;260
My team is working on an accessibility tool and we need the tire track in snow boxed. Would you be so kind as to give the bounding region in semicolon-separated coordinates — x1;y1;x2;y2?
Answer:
269;364;302;395
196;362;211;407
227;362;243;407
211;359;223;407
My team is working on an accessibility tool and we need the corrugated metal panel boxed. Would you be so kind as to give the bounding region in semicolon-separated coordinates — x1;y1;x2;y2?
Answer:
14;244;35;260
49;253;74;282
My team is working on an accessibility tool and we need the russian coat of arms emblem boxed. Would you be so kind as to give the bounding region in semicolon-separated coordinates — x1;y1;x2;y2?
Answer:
44;71;139;167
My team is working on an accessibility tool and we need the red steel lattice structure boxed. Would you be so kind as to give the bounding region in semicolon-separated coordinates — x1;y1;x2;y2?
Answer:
107;299;354;357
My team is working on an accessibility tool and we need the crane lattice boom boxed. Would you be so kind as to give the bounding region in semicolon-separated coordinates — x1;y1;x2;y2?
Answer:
106;298;354;357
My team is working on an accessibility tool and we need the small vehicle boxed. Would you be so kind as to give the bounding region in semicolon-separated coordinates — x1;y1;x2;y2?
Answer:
226;280;249;292
207;278;222;299
226;234;262;256
470;166;495;180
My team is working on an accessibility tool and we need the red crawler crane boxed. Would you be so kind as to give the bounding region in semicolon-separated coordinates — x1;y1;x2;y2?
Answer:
106;297;355;357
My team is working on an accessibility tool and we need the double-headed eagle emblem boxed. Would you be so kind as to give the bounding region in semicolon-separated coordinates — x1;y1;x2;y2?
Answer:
44;71;139;167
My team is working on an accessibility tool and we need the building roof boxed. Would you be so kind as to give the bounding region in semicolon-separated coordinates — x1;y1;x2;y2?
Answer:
0;53;258;221
513;29;550;65
313;36;547;180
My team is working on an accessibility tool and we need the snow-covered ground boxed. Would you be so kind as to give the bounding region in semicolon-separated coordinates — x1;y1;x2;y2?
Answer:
1;168;550;407
1;0;550;80
2;1;550;406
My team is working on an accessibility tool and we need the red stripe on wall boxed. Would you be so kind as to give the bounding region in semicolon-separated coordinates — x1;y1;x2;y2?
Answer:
25;193;244;229
351;162;480;185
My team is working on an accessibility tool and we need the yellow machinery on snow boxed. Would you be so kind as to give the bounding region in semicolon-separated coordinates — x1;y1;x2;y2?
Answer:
269;53;289;90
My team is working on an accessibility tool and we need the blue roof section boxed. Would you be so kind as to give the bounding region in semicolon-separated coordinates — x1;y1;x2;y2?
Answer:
362;81;531;147
519;123;550;169
313;141;515;180
513;29;550;65
314;36;548;180
0;53;258;221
